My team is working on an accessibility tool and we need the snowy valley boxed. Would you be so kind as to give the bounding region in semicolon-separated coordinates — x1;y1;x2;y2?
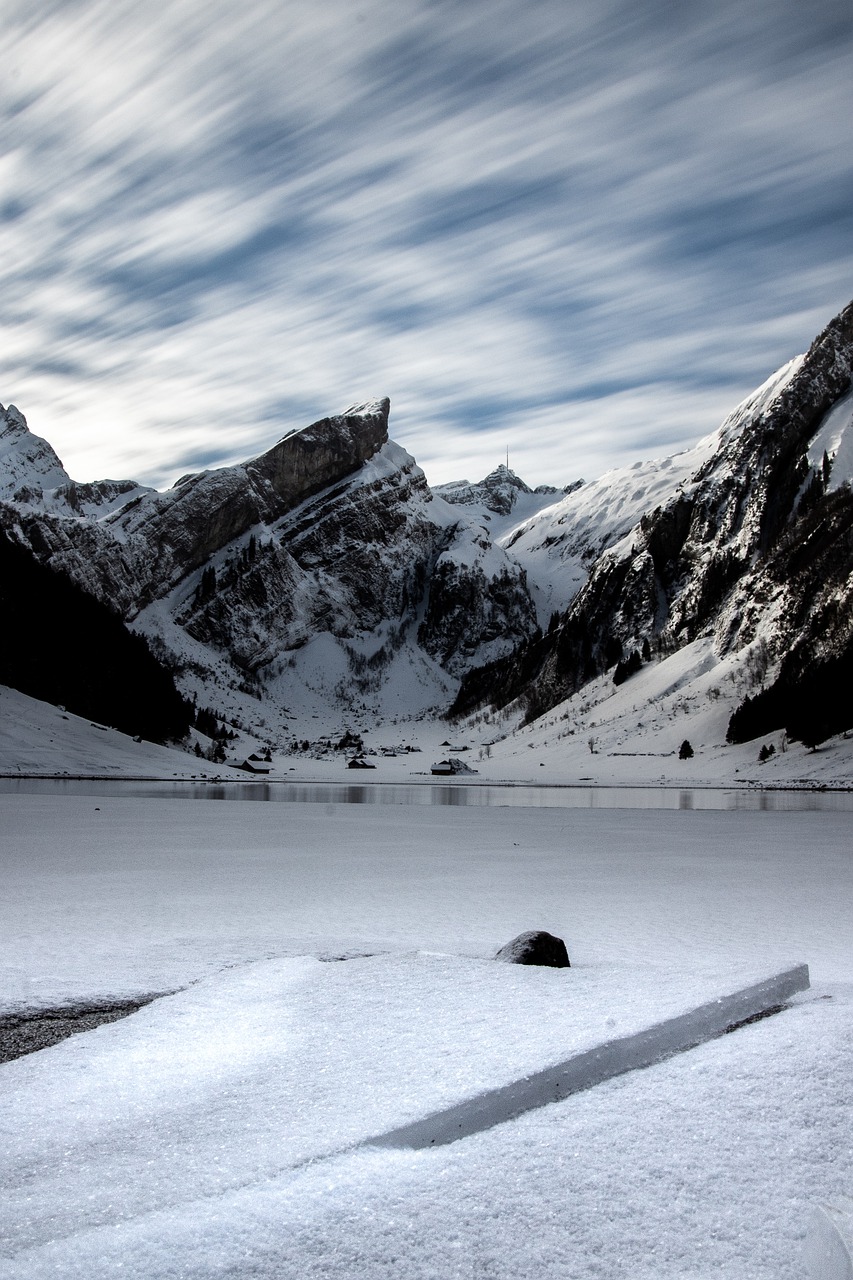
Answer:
1;303;852;1280
1;301;852;784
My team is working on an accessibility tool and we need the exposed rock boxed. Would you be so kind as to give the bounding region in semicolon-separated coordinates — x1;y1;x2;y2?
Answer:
435;464;532;515
495;931;570;968
0;400;542;718
0;998;156;1064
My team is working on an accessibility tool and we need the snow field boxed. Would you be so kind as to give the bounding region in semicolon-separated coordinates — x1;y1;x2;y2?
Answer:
0;793;851;1278
0;956;849;1278
0;956;809;1253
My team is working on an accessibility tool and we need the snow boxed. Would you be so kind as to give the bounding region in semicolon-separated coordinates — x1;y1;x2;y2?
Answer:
497;432;721;622
808;384;853;491
375;965;811;1149
0;687;247;782
0;788;851;1278
715;355;805;449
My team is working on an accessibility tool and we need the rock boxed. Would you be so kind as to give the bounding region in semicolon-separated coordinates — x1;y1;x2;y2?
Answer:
495;930;570;968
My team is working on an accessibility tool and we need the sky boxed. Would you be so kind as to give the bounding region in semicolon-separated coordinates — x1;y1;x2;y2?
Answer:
1;0;852;492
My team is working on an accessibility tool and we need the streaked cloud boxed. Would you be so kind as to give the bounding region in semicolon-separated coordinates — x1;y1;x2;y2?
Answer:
1;0;851;491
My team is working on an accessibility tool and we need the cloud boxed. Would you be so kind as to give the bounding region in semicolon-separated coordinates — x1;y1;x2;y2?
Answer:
1;0;852;492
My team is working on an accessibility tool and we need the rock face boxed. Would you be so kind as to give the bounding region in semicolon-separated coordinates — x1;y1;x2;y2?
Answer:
495;931;571;968
0;399;539;721
454;299;853;726
4;400;391;616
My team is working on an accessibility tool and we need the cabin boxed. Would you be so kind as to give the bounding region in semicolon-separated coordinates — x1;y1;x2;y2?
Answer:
240;758;271;774
431;760;454;775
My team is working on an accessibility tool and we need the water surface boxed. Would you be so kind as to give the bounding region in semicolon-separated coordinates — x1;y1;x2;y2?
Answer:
1;778;849;811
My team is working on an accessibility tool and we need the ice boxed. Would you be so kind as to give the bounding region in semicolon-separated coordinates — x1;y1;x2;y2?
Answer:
372;965;809;1149
805;1201;853;1280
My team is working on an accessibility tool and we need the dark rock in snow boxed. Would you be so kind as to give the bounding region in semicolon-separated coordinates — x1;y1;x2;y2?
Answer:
495;930;570;968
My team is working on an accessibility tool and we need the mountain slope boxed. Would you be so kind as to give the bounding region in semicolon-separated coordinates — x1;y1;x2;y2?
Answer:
0;530;192;743
453;299;853;742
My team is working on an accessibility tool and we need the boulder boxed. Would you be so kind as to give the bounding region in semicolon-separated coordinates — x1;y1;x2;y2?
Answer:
495;930;570;968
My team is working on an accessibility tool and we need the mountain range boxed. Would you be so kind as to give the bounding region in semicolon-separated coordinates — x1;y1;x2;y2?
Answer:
1;298;852;760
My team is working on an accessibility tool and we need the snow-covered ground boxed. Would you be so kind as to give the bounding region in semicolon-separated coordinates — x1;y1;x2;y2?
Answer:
1;762;852;1277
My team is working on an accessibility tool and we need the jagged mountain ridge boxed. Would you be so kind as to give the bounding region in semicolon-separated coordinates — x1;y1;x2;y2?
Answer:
0;400;553;722
453;299;853;735
4;297;852;746
1;400;392;615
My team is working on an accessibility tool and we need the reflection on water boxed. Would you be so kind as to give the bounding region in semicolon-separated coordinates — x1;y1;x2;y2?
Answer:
0;777;850;812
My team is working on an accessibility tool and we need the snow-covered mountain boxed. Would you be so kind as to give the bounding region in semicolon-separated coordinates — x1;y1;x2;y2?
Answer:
3;296;852;758
0;399;544;727
493;439;720;624
0;404;152;518
454;299;853;747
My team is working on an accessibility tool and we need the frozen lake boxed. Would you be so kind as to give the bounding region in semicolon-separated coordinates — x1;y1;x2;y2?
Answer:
1;789;851;1278
1;776;851;810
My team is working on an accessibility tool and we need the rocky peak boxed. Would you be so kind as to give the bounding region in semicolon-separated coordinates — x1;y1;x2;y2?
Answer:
481;463;530;490
0;403;71;501
436;463;534;516
1;403;29;435
247;398;390;509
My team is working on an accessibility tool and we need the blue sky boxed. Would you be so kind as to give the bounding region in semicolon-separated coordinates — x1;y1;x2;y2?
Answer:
2;0;852;490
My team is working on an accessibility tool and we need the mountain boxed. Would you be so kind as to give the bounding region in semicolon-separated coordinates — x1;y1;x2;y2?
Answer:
0;399;545;730
491;440;719;625
434;464;572;517
453;299;853;746
3;297;852;758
